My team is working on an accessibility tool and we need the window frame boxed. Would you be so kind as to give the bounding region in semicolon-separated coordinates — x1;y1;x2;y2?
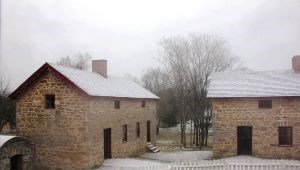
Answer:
114;100;120;109
136;122;140;138
258;100;272;109
278;126;293;146
45;94;55;109
122;124;128;142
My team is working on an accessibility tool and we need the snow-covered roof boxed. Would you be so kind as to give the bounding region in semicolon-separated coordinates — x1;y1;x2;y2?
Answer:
0;135;16;147
207;70;300;98
50;64;159;99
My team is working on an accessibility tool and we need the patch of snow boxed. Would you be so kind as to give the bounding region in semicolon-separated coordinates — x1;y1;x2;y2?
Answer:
222;155;300;164
0;135;17;147
160;122;213;134
97;158;164;169
140;151;212;162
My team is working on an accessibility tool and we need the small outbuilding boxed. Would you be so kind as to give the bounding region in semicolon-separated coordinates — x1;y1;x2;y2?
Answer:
0;135;34;170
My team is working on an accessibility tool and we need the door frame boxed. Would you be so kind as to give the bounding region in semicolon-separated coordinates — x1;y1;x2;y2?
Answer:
103;128;112;159
146;120;151;142
237;126;252;155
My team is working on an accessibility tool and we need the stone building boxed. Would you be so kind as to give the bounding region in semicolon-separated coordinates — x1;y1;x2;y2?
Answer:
208;56;300;159
9;60;159;169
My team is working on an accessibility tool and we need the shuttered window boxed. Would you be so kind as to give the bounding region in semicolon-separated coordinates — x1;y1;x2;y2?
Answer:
122;124;127;142
45;94;55;109
114;100;120;109
136;122;140;138
258;100;272;109
278;127;292;146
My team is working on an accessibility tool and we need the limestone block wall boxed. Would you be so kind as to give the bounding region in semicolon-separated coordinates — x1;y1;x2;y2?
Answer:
15;70;157;169
87;98;157;167
212;97;300;159
16;71;91;169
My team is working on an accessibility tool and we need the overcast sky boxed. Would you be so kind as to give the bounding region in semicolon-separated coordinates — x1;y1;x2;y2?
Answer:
1;0;300;90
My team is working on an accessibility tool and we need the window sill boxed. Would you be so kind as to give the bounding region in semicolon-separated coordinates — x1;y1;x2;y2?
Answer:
278;144;292;147
136;137;141;140
122;141;128;144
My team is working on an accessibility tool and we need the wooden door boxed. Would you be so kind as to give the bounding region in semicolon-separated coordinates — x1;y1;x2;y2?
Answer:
237;126;252;155
103;128;112;159
147;121;151;142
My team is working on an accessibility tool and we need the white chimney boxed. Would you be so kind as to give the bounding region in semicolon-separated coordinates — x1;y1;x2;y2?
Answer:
92;60;107;78
292;55;300;73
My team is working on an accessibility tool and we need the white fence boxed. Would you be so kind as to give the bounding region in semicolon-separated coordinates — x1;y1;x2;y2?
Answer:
112;159;300;170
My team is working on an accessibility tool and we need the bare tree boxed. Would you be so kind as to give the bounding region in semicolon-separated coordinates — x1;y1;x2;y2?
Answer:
141;68;174;135
158;34;238;147
56;52;92;70
0;76;9;97
0;77;15;132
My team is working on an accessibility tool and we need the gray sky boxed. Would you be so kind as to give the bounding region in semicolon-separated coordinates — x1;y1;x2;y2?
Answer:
1;0;300;90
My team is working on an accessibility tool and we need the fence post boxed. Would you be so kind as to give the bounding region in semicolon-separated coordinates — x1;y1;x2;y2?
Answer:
223;160;228;170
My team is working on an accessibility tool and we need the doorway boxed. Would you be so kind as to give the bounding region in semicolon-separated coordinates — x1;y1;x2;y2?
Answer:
103;128;112;159
10;155;22;170
237;126;252;155
147;121;151;142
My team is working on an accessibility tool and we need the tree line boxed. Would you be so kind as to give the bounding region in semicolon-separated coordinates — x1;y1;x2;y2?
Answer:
141;34;238;148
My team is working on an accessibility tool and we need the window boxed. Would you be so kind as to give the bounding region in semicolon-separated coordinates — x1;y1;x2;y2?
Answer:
45;94;55;109
278;127;292;146
258;100;272;109
141;100;146;108
122;124;127;142
114;100;120;109
136;122;140;138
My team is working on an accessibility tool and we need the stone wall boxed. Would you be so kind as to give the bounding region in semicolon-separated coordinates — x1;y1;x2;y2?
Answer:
87;98;156;167
212;97;300;159
16;70;157;169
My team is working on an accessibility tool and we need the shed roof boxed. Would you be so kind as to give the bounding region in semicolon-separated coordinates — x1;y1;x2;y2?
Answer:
10;63;159;100
207;70;300;98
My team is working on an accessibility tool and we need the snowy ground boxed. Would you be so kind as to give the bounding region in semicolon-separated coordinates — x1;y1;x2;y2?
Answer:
97;158;162;170
97;151;212;169
96;151;300;169
140;151;212;162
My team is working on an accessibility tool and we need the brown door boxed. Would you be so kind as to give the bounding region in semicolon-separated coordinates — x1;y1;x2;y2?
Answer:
104;128;112;159
237;126;252;155
10;155;22;170
147;121;151;142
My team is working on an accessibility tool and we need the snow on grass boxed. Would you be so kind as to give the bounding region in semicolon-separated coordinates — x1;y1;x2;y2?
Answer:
140;151;212;162
97;152;300;169
97;158;164;170
103;158;162;167
222;155;300;164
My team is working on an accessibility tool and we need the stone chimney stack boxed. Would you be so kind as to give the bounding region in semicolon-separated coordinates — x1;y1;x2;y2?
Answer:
92;60;107;78
292;55;300;73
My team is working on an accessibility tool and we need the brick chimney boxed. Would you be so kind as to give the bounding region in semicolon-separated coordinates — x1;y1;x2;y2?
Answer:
92;60;107;78
292;55;300;73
